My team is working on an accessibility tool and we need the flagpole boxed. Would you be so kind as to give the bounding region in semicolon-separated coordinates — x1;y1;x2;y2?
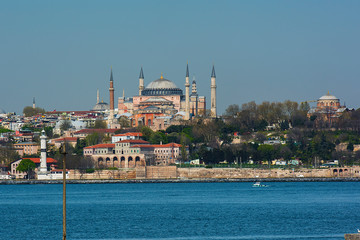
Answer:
62;142;67;240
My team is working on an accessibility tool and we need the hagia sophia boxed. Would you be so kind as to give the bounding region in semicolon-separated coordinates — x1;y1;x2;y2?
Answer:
93;64;217;130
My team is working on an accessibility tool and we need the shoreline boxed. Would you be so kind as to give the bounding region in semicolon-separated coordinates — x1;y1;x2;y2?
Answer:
1;177;360;185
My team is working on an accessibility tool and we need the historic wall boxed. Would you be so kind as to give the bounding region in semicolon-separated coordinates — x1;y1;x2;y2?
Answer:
68;166;360;180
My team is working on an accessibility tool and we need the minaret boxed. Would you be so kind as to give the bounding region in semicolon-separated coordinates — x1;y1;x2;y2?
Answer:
139;67;144;96
210;65;217;118
191;76;198;116
32;97;36;109
185;63;190;120
109;67;115;121
38;130;48;174
96;89;100;104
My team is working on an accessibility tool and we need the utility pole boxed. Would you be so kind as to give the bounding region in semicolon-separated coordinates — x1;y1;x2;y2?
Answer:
61;142;67;240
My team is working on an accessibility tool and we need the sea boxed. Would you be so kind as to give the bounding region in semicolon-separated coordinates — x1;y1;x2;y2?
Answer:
0;182;359;240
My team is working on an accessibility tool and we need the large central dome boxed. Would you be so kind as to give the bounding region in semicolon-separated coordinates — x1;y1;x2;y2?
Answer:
142;74;183;96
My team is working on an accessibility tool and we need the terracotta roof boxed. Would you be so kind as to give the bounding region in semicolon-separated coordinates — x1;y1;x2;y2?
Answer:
23;158;57;164
84;143;115;149
113;132;143;137
131;142;182;148
54;137;78;142
116;139;149;144
74;129;118;134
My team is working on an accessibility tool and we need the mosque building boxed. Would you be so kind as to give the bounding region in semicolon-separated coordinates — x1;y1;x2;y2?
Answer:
100;63;217;130
308;91;353;124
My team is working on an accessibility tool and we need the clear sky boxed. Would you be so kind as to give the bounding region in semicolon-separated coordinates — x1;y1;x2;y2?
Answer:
1;0;359;115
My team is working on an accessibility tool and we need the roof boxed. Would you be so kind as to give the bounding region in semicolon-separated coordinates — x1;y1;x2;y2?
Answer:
14;142;38;145
145;78;178;89
113;132;143;137
53;137;78;142
74;129;118;134
319;92;339;100
22;158;57;164
131;142;182;148
84;143;115;149
116;139;149;144
143;97;171;103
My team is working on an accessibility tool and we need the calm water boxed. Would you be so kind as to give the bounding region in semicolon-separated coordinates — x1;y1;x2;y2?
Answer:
0;182;359;240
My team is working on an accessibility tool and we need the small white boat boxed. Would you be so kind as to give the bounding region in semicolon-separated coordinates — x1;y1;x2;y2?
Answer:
252;181;268;187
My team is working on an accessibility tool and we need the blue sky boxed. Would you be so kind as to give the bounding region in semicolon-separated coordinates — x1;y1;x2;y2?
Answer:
1;0;359;114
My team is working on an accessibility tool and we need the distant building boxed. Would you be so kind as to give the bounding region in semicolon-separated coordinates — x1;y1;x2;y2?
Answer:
308;91;354;124
10;157;57;179
13;142;39;156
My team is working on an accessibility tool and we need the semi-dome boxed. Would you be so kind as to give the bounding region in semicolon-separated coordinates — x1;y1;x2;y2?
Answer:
142;74;183;96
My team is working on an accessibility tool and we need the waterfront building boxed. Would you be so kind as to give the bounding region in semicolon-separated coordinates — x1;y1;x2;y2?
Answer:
13;142;39;156
84;140;183;167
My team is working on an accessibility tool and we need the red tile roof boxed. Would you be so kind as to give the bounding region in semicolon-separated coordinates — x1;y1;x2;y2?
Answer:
23;158;57;164
54;137;78;142
113;132;143;137
84;143;115;149
131;142;182;148
116;139;149;144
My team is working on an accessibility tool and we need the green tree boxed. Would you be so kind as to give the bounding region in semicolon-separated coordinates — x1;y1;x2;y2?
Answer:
94;120;107;129
23;106;46;117
149;131;168;144
60;120;72;131
347;142;354;152
118;117;130;128
140;126;154;141
16;159;36;179
225;104;240;117
85;132;103;146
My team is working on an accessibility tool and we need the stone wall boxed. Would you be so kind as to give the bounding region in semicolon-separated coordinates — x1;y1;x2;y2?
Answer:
345;234;360;240
68;166;360;180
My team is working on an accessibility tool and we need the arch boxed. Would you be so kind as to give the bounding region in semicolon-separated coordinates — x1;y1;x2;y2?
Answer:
135;156;140;161
113;156;119;168
148;119;152;126
333;169;338;173
128;156;133;161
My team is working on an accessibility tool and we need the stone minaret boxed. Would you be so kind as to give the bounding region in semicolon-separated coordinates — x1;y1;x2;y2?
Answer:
109;67;115;121
38;130;47;174
139;67;144;96
32;97;36;109
96;89;100;104
185;63;190;120
210;65;217;118
191;76;198;116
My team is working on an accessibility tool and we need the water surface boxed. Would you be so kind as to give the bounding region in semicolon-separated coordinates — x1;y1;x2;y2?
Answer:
0;182;359;240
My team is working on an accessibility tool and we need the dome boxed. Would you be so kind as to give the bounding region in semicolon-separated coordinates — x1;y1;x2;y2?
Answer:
145;78;178;89
92;101;110;111
319;92;339;100
142;74;183;96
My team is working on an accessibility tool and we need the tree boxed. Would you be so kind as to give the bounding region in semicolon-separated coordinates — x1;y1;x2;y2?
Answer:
23;106;45;117
225;104;240;117
85;132;103;146
118;117;130;128
16;159;36;179
60;120;72;132
149;131;168;144
94;120;107;129
347;142;354;152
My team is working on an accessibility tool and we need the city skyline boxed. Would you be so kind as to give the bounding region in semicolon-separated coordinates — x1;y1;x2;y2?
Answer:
1;0;360;114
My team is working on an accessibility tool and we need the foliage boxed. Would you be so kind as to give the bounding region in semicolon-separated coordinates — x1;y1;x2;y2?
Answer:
93;120;107;129
60;120;72;131
23;106;45;117
16;159;36;174
85;132;103;146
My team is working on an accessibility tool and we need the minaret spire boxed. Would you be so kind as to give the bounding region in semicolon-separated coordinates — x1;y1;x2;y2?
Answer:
32;97;36;109
109;67;115;122
211;65;216;78
96;89;100;104
139;67;144;96
185;62;190;120
210;65;217;118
